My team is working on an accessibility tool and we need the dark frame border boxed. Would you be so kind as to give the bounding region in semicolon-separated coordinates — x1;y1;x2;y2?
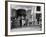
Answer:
5;1;45;36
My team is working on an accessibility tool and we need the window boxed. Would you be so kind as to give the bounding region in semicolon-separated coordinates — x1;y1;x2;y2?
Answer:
36;6;41;11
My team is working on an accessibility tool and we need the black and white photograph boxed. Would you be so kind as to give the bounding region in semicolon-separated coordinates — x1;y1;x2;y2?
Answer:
11;4;42;31
5;1;45;35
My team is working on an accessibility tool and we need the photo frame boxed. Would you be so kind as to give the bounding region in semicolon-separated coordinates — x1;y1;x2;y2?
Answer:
5;1;45;36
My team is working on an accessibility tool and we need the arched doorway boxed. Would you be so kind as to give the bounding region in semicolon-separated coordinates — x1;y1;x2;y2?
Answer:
16;9;26;27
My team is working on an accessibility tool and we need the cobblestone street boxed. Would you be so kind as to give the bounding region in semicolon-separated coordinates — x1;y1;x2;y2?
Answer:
11;25;42;32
